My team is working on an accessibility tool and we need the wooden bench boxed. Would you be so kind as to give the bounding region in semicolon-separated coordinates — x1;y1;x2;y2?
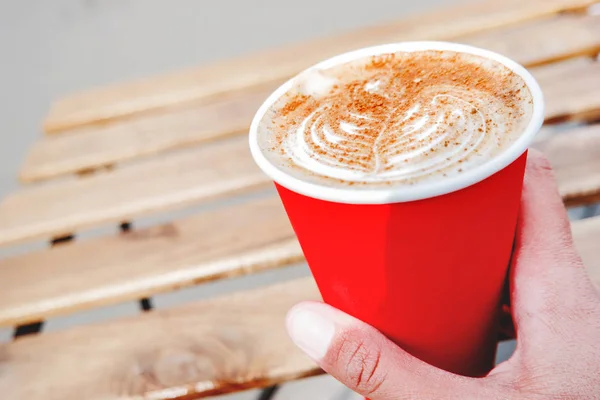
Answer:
1;0;600;398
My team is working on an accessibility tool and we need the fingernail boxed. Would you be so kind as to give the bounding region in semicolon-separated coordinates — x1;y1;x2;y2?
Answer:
286;305;335;361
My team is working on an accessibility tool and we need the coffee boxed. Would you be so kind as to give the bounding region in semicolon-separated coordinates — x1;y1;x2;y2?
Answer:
256;50;534;188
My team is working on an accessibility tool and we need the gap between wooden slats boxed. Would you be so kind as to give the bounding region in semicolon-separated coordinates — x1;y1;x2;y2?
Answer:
0;123;598;328
10;197;157;339
0;197;301;327
3;56;600;249
20;12;600;183
42;0;599;134
0;215;598;400
120;221;155;313
10;234;76;339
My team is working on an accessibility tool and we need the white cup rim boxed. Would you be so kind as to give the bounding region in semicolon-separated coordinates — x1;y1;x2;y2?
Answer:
249;41;545;204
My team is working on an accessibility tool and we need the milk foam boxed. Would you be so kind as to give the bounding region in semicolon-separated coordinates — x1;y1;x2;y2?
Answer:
257;50;534;188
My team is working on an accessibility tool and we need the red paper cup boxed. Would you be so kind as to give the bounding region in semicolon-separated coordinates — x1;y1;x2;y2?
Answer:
249;42;544;380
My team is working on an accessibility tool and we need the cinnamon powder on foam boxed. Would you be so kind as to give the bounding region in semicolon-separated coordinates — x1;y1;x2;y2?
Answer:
268;50;532;185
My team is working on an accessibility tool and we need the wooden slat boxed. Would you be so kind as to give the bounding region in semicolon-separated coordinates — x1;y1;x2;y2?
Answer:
0;124;598;327
0;136;270;247
0;216;598;400
21;85;276;183
4;59;600;247
20;13;600;183
533;124;600;206
43;0;598;133
0;277;322;400
0;197;300;327
457;13;600;68
535;58;600;123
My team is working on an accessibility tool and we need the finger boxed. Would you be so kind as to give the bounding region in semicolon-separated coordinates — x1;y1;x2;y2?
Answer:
515;149;582;272
511;150;598;339
286;301;491;400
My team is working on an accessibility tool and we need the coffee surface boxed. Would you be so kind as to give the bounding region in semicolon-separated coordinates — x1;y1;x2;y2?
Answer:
257;50;534;188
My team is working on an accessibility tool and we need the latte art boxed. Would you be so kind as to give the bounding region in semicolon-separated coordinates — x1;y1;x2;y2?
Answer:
258;50;533;187
282;87;502;183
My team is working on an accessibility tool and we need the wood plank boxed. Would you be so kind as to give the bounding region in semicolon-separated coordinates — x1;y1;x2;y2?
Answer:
0;136;271;247
0;124;598;327
20;13;600;183
22;85;276;182
457;13;600;68
534;58;600;123
43;0;598;133
0;197;300;327
533;124;600;206
0;277;322;400
0;216;598;400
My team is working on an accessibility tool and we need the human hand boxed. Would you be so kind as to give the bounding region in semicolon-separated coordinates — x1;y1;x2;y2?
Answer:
285;150;600;400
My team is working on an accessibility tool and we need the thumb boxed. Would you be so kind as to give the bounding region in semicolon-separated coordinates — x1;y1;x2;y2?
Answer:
286;301;491;399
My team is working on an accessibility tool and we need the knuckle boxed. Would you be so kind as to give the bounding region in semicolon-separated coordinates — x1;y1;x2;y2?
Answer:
336;330;386;395
528;150;555;177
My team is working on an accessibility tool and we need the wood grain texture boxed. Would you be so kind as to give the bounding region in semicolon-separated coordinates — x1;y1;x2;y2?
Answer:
21;85;277;182
534;58;600;123
0;215;598;400
20;13;600;183
0;197;300;327
43;0;598;133
0;123;598;326
0;137;270;246
0;277;323;400
457;13;600;68
533;124;600;206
